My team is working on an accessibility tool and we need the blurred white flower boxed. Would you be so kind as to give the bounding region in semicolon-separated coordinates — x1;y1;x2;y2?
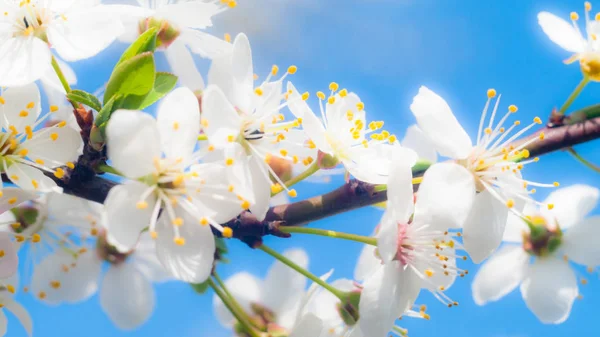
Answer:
0;273;32;337
0;83;82;192
202;33;314;220
286;81;407;185
538;3;600;80
0;0;123;86
472;184;600;324
410;86;555;263
357;147;463;337
108;0;234;91
213;249;308;332
104;87;243;283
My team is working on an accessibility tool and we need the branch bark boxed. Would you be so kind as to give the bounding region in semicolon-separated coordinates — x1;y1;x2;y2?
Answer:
30;115;600;247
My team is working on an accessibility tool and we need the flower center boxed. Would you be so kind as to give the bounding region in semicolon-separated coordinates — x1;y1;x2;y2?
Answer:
580;52;600;81
522;215;563;257
14;4;51;40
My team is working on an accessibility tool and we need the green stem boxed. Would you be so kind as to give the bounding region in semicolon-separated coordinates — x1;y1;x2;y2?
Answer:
272;161;320;197
279;226;377;246
97;164;122;176
566;147;600;173
259;244;345;300
51;56;72;95
208;278;261;337
213;272;259;329
559;77;590;115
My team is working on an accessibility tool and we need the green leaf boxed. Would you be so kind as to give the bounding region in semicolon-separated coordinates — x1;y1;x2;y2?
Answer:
104;52;156;105
120;72;178;110
190;281;210;294
95;94;120;128
67;89;102;112
117;27;158;66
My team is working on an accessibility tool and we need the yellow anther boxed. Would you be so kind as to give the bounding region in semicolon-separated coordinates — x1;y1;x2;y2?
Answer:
66;162;75;169
424;269;434;278
508;104;518;113
329;82;339;91
201;118;209;128
54;168;65;179
50;133;58;141
547;203;555;210
317;91;326;100
287;65;298;74
174;237;185;246
225;158;234;166
26;101;34;109
6;285;15;294
241;200;251;209
533;117;542;124
31;179;38;189
0;250;3;258
271;184;283;194
530;189;537;194
356;102;365;111
346;111;354;121
15;235;25;243
328;96;336;104
586;2;592;11
90;227;98;236
596;12;600;20
499;127;505;133
227;0;237;8
553;181;560;187
224;33;231;43
57;121;67;128
222;227;233;238
32;233;41;243
287;189;297;198
487;89;497;98
172;217;184;226
506;199;515;208
301;92;310;101
339;88;348;97
227;134;236;143
539;132;545;140
50;281;61;289
136;201;148;209
388;135;397;143
271;65;279;76
254;87;263;96
422;313;431;320
8;197;17;205
279;149;288;157
484;127;492;135
582;278;589;285
172;122;180;130
521;149;530;158
571;12;579;20
0;97;4;104
18;149;28;156
19;110;28;117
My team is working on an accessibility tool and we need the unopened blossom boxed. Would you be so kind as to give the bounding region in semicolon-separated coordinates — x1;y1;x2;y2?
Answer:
538;2;600;80
0;274;32;336
109;0;234;91
202;33;315;220
36;231;171;330
104;87;244;283
472;184;600;324
0;83;82;192
0;0;124;86
409;86;557;263
213;249;308;334
358;147;464;337
286;79;406;185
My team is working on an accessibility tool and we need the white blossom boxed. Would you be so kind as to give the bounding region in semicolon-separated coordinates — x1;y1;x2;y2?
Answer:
0;273;32;336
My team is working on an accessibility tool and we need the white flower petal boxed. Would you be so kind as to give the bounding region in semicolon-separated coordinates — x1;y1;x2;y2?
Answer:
103;182;156;252
179;28;233;59
248;156;271;221
47;5;124;61
155;2;219;29
563;216;600;266
346;144;416;185
131;232;173;283
156;87;200;161
106;110;161;179
0;82;41;133
289;313;323;337
201;85;243;148
213;272;261;327
410;86;472;159
462;189;509;263
0;188;36;214
6;163;57;192
39;57;77;94
0;37;52;87
541;184;599;230
377;211;399;263
0;233;18;279
503;202;536;243
286;82;312;118
520;257;578;324
354;243;380;282
387;147;416;222
472;244;529;305
100;263;155;330
23;126;82;166
414;162;475;230
164;39;205;91
155;207;215;283
0;308;7;336
359;263;420;337
4;299;32;337
231;33;253;113
401;124;438;163
538;12;586;53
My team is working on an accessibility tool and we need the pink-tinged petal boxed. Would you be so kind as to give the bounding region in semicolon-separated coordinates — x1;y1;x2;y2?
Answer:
0;37;51;87
410;86;472;159
106;110;161;179
201;85;243;148
472;244;529;305
100;263;154;330
414;162;475;231
520;257;578;324
562;216;600;267
463;189;509;263
541;184;599;230
538;12;586;53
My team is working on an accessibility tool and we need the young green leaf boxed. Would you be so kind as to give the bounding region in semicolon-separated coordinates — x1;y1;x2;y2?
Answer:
119;72;178;110
67;89;102;112
95;94;120;128
103;52;156;105
117;27;159;66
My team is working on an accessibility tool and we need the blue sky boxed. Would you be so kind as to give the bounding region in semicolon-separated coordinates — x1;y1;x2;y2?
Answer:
9;0;600;336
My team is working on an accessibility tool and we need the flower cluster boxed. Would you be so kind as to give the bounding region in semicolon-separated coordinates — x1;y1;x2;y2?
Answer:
0;1;596;337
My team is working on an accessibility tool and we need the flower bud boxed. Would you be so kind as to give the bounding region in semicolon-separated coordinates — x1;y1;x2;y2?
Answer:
138;17;181;49
317;150;340;169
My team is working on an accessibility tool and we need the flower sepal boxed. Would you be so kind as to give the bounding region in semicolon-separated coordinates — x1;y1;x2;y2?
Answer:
336;289;362;327
523;216;563;256
317;150;340;170
138;17;181;50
